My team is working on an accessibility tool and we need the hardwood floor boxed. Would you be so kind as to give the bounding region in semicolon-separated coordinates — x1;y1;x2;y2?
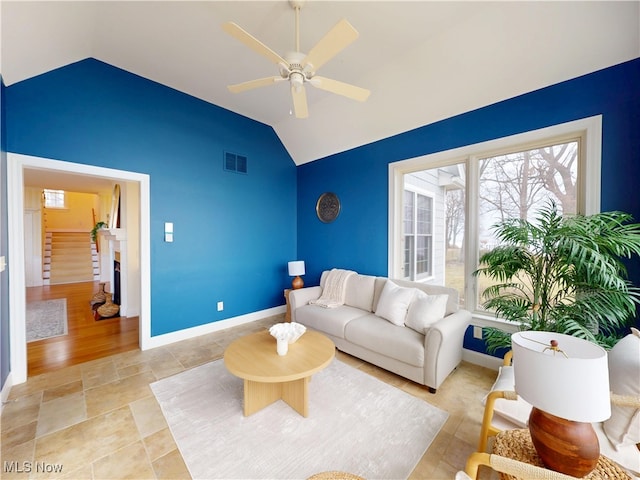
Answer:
26;281;139;377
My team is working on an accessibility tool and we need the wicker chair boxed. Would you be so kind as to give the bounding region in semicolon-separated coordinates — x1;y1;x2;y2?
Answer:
459;451;580;480
459;449;632;480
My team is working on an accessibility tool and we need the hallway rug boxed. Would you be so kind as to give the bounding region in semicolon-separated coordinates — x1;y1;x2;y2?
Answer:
26;298;68;342
151;358;448;480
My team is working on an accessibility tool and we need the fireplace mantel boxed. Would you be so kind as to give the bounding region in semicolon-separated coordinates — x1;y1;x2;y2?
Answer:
99;228;126;242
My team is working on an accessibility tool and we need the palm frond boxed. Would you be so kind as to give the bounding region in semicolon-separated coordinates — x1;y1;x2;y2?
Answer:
473;200;640;351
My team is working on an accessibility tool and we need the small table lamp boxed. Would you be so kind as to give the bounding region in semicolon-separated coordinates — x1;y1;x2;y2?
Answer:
511;331;611;478
288;261;305;289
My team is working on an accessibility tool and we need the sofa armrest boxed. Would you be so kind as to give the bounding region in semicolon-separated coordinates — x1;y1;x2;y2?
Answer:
423;309;471;390
289;286;323;322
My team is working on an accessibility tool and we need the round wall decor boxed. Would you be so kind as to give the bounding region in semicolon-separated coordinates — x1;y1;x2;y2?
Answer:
316;192;341;223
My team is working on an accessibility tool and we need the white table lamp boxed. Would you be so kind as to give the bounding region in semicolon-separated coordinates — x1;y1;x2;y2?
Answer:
288;261;305;289
511;331;611;477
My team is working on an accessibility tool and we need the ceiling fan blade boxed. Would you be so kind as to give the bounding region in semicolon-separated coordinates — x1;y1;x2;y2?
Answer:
291;85;309;119
302;19;359;71
222;22;287;66
310;76;370;102
228;76;282;93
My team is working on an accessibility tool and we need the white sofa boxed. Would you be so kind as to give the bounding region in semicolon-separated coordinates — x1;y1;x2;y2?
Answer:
289;270;471;392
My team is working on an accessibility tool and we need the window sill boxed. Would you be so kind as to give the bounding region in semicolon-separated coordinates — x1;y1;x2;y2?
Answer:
469;312;520;332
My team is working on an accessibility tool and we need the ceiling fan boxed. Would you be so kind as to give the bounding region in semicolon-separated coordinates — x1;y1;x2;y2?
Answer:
222;1;370;119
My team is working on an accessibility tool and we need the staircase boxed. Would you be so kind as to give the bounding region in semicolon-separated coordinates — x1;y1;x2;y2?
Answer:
43;232;99;285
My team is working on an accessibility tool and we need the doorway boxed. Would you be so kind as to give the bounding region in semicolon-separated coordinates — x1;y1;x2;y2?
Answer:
7;153;151;384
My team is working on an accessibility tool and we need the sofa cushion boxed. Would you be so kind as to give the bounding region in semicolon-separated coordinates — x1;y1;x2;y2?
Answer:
295;304;368;339
603;327;640;448
345;314;425;367
405;291;448;333
399;281;458;315
345;274;376;312
374;280;416;326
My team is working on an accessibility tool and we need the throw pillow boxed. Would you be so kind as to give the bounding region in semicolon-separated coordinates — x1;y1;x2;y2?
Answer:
375;280;416;326
345;274;376;312
603;327;640;449
405;291;448;333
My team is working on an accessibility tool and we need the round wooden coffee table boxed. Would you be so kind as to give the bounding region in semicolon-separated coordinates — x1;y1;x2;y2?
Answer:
224;329;335;417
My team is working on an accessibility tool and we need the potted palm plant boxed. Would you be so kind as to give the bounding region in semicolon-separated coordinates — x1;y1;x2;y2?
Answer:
473;201;640;353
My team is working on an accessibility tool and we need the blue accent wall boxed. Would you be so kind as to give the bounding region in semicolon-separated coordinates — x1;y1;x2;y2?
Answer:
1;76;10;390
4;56;639;378
298;58;640;354
6;59;297;336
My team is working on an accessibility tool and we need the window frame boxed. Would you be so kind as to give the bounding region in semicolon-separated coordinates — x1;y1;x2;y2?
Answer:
43;189;66;209
388;115;602;316
402;186;435;281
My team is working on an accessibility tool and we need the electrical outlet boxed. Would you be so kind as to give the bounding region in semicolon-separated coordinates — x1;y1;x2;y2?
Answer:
217;301;224;312
473;326;483;339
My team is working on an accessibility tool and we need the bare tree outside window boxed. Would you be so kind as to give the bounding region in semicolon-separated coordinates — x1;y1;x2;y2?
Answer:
479;141;578;227
477;140;579;309
445;189;465;249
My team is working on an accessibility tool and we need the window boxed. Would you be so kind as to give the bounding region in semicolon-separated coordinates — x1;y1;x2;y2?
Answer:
43;189;65;208
403;188;434;280
390;116;601;313
476;141;578;309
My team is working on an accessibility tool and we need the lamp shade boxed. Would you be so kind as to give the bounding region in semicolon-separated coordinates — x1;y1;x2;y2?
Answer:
512;331;610;423
288;261;305;276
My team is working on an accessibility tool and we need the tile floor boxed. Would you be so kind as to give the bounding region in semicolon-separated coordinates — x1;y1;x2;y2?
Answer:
1;314;498;479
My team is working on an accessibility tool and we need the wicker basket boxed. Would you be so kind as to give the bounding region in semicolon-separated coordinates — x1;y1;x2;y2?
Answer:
97;292;119;318
90;282;107;307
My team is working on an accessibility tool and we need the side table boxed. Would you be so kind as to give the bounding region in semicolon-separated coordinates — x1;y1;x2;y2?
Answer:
492;429;631;480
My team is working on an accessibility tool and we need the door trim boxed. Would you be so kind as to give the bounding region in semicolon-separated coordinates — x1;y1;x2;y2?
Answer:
7;153;151;384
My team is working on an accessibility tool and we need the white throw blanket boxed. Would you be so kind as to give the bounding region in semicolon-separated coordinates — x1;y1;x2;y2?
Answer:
309;269;355;308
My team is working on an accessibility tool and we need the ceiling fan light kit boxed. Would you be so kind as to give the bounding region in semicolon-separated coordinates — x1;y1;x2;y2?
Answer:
223;1;370;119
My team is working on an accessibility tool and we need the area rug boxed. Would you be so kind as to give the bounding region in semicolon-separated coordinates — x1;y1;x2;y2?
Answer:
151;358;448;480
26;299;68;342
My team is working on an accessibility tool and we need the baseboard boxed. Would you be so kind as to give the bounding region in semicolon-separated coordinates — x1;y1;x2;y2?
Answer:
1;372;14;416
143;305;286;350
462;348;503;371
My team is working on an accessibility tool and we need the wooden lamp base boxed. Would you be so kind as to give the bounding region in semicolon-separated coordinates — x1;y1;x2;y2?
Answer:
291;276;304;290
528;407;600;477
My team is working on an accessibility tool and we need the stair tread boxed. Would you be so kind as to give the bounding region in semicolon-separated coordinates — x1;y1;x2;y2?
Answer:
44;232;97;284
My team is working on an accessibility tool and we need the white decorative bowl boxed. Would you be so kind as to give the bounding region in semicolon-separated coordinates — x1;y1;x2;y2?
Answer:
269;322;307;344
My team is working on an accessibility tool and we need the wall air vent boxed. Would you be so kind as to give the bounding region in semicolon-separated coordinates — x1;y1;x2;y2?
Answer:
224;151;248;174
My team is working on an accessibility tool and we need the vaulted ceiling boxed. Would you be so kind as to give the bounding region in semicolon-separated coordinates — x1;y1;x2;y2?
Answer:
2;1;639;166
